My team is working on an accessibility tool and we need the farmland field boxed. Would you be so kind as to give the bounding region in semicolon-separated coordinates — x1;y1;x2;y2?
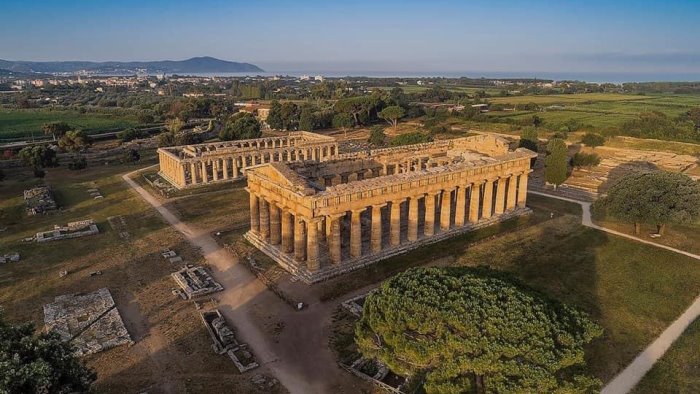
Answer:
484;93;700;130
0;109;138;140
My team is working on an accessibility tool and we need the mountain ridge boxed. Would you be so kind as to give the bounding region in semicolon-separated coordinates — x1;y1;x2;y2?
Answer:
0;56;264;74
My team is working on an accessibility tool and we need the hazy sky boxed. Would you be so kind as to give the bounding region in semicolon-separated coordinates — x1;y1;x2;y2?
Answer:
2;0;699;73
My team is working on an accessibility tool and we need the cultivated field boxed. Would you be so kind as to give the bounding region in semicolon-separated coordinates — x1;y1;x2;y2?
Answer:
485;93;700;130
0;109;138;140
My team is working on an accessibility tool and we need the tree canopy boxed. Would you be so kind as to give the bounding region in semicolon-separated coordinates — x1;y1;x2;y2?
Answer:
356;267;602;394
58;130;91;154
219;113;261;141
580;133;605;148
18;146;58;169
379;105;405;130
42;122;72;140
518;127;539;152
593;171;700;234
0;314;96;393
545;138;568;188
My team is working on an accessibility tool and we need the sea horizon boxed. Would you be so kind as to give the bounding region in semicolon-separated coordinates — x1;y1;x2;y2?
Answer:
170;70;700;84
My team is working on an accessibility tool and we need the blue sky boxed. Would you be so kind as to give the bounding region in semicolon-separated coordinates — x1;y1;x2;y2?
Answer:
1;0;699;73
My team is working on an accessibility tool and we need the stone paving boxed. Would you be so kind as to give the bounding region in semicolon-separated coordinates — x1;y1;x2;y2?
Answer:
43;288;133;356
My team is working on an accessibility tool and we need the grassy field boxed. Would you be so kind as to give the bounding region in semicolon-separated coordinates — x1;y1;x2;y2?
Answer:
322;194;700;386
0;108;138;140
483;93;700;130
0;163;283;393
632;318;700;393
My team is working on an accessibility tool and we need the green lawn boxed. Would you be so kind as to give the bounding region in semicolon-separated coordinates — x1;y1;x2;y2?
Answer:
0;109;138;140
632;318;700;394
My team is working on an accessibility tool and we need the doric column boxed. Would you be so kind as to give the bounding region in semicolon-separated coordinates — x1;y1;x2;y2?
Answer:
223;158;230;180
440;189;453;231
455;186;467;227
232;156;239;178
517;172;529;207
371;204;386;252
212;160;220;181
306;218;320;272
408;195;420;241
350;208;365;258
390;199;403;246
249;192;259;234
482;180;494;219
506;174;518;210
329;214;343;264
469;183;481;223
294;216;306;262
269;203;281;245
424;193;436;237
495;177;507;215
281;209;293;253
259;198;270;240
200;161;209;183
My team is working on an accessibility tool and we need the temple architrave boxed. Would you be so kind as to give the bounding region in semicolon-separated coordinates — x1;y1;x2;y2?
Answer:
244;134;537;283
157;131;339;189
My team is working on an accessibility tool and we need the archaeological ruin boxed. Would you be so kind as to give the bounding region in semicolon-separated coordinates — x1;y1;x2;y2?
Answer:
43;288;133;356
244;134;537;283
157;131;339;189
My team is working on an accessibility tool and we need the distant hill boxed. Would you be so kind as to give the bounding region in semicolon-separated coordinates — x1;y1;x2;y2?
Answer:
0;56;264;75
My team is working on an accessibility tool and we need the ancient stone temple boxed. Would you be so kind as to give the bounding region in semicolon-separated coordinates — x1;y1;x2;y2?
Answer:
157;131;339;189
244;134;537;283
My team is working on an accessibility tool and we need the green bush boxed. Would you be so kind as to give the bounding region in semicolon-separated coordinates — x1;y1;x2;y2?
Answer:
390;131;433;146
581;132;605;148
571;152;601;167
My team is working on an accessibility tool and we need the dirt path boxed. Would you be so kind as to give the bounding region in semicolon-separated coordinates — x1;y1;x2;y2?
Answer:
528;190;700;394
122;169;354;394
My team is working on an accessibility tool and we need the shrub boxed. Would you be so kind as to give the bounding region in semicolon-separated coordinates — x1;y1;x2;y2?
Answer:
68;156;88;170
581;132;605;148
571;152;601;168
390;131;433;146
368;125;386;146
118;128;145;142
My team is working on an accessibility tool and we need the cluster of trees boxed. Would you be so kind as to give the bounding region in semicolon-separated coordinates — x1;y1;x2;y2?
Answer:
593;171;700;235
581;132;605;147
266;101;333;131
219;112;262;141
356;267;602;394
619;110;699;142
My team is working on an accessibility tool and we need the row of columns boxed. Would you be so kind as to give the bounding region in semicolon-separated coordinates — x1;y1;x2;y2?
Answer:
249;171;529;272
176;144;337;187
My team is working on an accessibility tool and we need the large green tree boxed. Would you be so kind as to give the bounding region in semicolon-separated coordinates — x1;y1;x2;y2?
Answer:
332;112;354;139
0;314;96;393
580;133;605;148
379;105;405;131
17;146;58;170
545;138;568;188
219;113;261;141
58;130;91;154
267;100;284;130
593;171;700;235
356;267;602;394
299;105;314;131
